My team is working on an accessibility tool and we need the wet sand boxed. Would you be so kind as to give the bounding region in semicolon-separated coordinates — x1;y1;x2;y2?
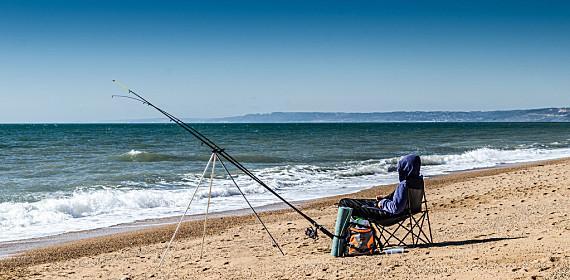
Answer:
1;158;569;279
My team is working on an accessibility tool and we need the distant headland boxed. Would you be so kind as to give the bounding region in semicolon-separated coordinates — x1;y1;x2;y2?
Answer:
123;107;570;123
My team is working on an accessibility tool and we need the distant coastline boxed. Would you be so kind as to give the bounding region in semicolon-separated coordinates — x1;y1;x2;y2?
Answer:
115;107;570;123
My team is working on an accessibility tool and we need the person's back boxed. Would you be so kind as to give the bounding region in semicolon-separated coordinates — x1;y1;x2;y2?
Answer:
379;154;423;215
339;154;423;218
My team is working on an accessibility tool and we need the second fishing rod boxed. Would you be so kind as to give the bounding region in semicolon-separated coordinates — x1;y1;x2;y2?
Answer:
112;80;335;239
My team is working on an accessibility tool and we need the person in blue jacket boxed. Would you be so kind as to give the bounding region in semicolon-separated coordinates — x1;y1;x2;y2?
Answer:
338;154;423;217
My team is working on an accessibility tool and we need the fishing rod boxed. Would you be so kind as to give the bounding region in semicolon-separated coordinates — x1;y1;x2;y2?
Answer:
112;80;334;239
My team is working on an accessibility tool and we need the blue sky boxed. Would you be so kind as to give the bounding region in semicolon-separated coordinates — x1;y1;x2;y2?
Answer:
0;0;569;122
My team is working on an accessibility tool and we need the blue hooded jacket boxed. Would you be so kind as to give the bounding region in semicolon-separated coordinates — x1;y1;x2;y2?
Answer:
379;154;423;215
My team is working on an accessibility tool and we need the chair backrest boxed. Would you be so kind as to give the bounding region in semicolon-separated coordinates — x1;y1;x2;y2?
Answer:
407;186;424;213
404;176;425;214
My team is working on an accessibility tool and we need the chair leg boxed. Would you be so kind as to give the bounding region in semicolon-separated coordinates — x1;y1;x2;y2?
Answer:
412;215;421;246
423;197;434;244
372;209;434;249
381;222;407;247
398;218;419;246
425;210;434;243
387;214;431;248
410;214;427;245
410;214;430;245
416;212;431;244
409;214;415;245
416;213;427;245
378;225;387;245
374;224;404;248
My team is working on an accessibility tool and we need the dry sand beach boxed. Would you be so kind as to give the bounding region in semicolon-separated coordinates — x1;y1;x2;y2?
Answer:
1;158;569;280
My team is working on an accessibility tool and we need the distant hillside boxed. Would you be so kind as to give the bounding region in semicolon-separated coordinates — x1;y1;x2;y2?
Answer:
206;108;570;123
123;108;570;123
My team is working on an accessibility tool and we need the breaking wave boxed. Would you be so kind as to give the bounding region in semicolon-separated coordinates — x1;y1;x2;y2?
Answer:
0;182;269;242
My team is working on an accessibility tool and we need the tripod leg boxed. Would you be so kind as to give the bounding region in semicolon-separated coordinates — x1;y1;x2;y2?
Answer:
200;154;217;259
159;153;215;268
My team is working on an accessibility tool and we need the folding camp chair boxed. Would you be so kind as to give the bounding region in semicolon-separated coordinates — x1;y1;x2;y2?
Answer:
367;184;433;249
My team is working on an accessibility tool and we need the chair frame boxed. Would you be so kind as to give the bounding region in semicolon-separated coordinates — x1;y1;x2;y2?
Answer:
370;188;433;249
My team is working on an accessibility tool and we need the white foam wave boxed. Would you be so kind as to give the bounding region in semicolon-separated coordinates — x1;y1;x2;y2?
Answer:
0;182;269;242
2;147;570;242
421;147;570;173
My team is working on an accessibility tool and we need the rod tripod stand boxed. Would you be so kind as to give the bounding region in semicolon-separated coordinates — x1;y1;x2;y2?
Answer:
158;150;284;267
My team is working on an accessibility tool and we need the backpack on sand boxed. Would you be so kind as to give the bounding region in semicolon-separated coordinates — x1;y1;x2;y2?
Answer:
344;217;377;256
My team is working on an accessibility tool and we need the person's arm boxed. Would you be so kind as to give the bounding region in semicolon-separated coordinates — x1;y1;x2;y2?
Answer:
378;182;408;215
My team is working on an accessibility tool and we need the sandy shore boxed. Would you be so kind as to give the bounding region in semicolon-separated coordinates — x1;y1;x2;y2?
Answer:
1;158;569;279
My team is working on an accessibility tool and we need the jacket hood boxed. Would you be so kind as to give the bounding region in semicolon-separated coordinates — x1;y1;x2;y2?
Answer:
398;154;421;182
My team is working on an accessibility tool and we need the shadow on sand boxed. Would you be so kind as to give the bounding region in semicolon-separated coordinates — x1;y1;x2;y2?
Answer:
413;236;523;249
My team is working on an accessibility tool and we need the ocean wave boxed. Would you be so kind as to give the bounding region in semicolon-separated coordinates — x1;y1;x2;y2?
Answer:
335;162;390;178
423;147;555;167
0;181;268;242
196;147;570;185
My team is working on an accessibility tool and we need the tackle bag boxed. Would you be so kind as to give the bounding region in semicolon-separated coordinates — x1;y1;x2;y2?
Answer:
344;217;377;256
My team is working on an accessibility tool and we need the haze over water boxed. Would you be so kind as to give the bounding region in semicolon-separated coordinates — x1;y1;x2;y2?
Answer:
1;123;570;242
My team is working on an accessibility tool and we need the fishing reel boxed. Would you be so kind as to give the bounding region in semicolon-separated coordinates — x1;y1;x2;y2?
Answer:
305;226;319;240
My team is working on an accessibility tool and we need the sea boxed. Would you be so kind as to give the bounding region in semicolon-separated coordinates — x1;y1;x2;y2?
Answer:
1;123;570;243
